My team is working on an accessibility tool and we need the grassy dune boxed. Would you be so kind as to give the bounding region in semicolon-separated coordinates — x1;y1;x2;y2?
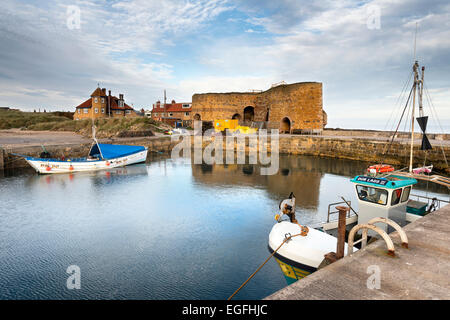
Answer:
0;110;73;129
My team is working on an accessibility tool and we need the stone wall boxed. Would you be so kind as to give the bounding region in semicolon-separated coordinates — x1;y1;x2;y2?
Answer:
189;135;449;173
191;82;325;133
2;135;449;173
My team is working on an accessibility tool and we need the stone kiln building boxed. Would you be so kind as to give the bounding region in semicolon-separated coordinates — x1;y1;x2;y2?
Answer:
191;82;326;133
74;87;137;120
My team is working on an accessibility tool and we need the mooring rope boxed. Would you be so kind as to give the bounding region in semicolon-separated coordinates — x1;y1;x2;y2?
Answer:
227;232;302;300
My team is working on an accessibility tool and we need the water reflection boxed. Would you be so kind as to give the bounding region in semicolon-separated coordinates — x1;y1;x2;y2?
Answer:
23;164;149;188
0;155;448;300
191;155;369;209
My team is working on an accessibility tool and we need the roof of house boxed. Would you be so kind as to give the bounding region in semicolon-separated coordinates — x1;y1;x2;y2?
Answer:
90;87;106;97
75;93;134;111
152;102;192;113
109;96;134;110
75;98;91;109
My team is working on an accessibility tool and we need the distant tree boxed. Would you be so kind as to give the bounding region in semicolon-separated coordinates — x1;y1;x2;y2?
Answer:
140;108;145;113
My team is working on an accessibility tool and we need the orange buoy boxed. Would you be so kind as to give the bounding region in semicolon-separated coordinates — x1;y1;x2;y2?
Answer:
106;161;110;166
46;166;51;171
367;164;394;174
69;165;74;171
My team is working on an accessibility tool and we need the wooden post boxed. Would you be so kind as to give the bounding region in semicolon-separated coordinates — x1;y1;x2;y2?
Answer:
0;147;4;170
335;206;350;259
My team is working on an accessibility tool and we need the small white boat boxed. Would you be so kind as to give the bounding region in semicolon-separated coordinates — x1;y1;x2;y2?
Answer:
268;221;353;284
22;143;148;174
268;194;354;284
268;173;450;284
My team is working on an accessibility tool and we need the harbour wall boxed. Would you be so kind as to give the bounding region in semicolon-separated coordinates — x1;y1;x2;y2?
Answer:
1;135;449;173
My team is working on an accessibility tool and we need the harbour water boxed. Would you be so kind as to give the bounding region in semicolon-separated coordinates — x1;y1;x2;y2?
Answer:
0;155;447;299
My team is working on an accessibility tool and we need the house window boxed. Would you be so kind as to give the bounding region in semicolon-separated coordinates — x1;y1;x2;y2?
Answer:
125;110;131;114
182;104;190;108
154;113;158;116
77;109;81;114
83;109;89;114
116;110;122;115
94;108;98;114
169;113;173;117
101;98;105;103
94;97;98;103
101;108;105;114
185;112;190;116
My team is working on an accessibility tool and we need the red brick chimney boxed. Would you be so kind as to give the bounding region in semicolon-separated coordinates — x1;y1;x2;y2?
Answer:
108;90;111;116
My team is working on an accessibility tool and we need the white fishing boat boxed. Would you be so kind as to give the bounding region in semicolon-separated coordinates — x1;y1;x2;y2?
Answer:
268;194;356;284
16;126;148;174
22;143;148;174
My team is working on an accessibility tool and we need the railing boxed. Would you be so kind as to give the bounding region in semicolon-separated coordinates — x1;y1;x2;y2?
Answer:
410;193;450;211
347;217;409;257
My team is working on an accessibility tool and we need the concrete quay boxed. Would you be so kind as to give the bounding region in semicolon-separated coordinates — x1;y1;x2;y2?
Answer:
266;204;450;300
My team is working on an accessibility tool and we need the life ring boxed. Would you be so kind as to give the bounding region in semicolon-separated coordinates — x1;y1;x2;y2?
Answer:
367;164;394;173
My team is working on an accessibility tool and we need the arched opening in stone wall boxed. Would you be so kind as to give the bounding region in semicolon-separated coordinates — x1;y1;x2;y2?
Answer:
280;117;291;134
243;106;254;122
232;113;241;121
194;114;201;121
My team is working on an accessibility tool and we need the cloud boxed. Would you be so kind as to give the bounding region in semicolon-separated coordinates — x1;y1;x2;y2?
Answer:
183;0;450;130
0;0;449;132
0;0;232;109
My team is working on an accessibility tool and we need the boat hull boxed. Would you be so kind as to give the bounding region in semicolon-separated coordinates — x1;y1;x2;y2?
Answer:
268;245;317;284
268;221;353;284
25;149;148;174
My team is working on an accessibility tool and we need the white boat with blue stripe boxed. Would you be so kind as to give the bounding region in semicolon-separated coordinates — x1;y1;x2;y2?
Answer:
23;143;148;174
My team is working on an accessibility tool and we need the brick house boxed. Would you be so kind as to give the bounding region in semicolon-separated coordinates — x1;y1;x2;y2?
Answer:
74;87;137;120
151;100;192;126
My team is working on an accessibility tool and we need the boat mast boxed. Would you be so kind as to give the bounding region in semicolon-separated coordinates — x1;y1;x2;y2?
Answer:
409;23;419;173
91;121;104;160
419;66;425;117
409;61;418;173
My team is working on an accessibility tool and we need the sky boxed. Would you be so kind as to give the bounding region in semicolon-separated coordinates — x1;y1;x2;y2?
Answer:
0;0;449;131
